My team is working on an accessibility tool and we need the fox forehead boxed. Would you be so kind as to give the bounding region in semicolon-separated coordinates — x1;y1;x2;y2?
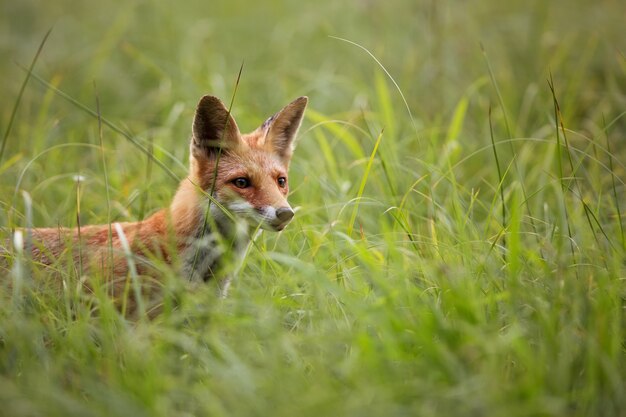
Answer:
218;147;286;180
213;131;287;173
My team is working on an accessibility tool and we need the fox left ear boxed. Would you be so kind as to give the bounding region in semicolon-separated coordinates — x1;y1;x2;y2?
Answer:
262;96;308;163
192;95;241;158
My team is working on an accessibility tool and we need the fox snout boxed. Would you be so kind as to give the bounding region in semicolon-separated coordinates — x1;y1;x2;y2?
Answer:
276;207;294;222
274;206;295;230
257;205;294;231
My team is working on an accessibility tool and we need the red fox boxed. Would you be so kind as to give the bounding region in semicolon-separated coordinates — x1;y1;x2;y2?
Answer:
5;95;308;299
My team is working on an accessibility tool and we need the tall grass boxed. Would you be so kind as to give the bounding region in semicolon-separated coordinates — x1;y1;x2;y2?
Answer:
1;0;624;416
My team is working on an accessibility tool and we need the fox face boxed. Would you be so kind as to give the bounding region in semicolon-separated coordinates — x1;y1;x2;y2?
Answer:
210;153;293;232
188;95;308;233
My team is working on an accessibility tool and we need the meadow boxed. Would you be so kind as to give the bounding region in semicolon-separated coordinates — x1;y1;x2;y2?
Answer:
1;0;625;416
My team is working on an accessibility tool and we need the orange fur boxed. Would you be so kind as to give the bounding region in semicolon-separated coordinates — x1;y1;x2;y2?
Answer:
5;95;308;300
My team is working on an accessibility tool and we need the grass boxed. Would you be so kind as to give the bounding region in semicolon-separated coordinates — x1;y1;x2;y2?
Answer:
1;0;625;416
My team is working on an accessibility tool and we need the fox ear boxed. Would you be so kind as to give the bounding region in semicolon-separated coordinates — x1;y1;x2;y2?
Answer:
262;96;308;162
192;95;240;157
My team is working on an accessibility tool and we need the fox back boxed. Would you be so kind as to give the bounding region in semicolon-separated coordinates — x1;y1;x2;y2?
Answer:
3;95;308;299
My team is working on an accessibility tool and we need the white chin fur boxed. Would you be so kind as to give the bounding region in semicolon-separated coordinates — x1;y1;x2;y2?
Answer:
226;202;290;231
227;201;255;213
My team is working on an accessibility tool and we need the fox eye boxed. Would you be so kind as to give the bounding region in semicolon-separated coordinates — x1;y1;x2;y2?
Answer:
233;177;250;189
277;177;287;188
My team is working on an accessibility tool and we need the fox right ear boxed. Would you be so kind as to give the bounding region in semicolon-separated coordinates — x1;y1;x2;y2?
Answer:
262;96;308;163
192;95;240;157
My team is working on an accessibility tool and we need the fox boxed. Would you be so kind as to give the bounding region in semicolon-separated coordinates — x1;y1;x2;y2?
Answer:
2;94;308;302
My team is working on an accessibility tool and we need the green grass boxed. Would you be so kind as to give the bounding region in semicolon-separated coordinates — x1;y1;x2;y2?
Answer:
1;0;625;416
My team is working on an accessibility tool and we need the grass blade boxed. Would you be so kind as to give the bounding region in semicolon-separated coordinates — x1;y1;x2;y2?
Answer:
604;115;625;250
0;28;52;164
94;81;114;278
190;62;244;281
330;36;418;140
347;128;384;236
488;106;506;230
114;222;145;318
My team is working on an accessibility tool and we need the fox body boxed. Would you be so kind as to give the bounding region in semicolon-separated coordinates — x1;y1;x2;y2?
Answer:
8;95;308;297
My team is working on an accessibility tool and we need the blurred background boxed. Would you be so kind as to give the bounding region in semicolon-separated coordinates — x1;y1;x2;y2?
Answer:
3;0;624;115
1;0;624;227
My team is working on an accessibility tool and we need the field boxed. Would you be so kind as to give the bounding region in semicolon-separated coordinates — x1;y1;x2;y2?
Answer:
1;0;625;416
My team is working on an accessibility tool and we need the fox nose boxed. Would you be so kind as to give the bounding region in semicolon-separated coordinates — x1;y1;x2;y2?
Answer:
276;207;294;222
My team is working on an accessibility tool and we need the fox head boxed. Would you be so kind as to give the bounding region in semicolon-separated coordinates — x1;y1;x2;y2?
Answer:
189;95;308;232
